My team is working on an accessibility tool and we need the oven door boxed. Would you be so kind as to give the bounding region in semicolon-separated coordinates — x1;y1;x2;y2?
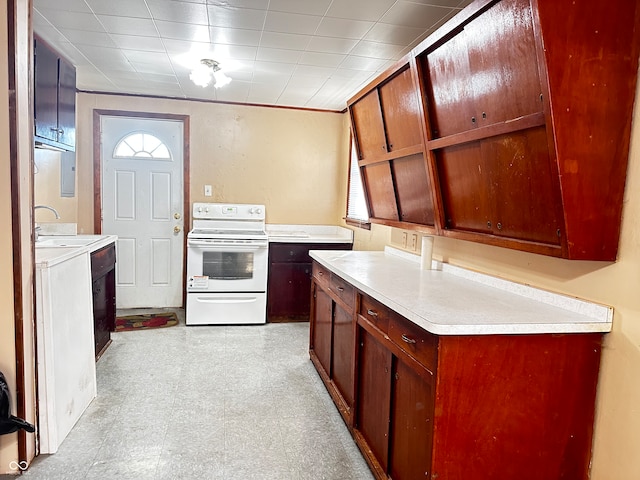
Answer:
187;239;268;293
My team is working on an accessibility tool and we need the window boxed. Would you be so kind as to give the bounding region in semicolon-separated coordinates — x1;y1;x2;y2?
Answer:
113;132;171;160
345;135;370;228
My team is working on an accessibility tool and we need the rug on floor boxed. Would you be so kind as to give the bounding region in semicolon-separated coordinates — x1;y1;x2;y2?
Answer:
115;312;178;332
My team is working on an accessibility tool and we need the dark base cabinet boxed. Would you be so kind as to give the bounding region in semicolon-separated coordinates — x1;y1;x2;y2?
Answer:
91;244;116;360
267;242;351;322
309;259;603;480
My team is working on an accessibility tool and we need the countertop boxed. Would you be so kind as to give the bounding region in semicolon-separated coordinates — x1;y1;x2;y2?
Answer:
266;224;353;243
36;235;117;268
309;247;613;336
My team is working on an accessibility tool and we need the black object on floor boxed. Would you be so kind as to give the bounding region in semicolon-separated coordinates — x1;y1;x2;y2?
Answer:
0;370;35;435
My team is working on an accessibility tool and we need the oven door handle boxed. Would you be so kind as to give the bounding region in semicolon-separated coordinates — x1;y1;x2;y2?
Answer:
188;240;268;249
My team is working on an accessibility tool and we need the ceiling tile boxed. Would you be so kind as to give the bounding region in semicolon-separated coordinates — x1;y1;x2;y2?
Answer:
110;34;167;52
364;23;425;45
253;61;297;76
315;17;374;39
98;15;159;37
380;2;453;29
340;55;389;71
264;11;323;35
75;45;134;69
58;29;117;48
294;64;336;77
84;0;152;18
259;31;311;50
216;0;270;9
34;0;92;14
268;0;332;16
256;47;302;64
325;0;396;22
147;0;209;24
209;26;262;46
350;40;405;60
299;51;346;68
123;50;174;65
35;9;105;32
306;36;358;55
247;83;285;104
156;21;210;41
287;74;327;88
208;5;267;30
213;80;252;103
410;0;473;7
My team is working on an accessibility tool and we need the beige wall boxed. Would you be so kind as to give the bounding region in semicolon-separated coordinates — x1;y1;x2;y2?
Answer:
74;94;347;233
33;149;78;223
354;73;640;478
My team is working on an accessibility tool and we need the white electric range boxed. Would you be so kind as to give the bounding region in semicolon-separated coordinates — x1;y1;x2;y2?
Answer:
186;203;268;325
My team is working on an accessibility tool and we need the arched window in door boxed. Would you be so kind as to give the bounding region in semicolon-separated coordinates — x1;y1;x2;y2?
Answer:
113;132;171;160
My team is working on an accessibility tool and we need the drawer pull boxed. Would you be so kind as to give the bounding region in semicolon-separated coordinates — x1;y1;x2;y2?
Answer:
337;286;344;292
367;309;378;317
401;334;416;344
318;271;324;275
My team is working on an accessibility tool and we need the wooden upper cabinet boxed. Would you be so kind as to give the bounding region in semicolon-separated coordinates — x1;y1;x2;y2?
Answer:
349;59;425;163
415;0;640;260
351;90;387;161
378;67;424;154
34;36;76;151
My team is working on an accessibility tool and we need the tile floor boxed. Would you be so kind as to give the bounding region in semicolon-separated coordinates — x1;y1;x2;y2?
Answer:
22;310;374;480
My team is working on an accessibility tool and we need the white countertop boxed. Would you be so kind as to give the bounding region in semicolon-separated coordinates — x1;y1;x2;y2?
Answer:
36;235;117;268
309;247;613;336
266;224;353;243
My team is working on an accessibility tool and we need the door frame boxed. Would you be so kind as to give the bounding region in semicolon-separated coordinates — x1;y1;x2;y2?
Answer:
92;109;191;306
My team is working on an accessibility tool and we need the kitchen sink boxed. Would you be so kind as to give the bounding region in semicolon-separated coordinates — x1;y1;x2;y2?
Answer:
36;236;101;248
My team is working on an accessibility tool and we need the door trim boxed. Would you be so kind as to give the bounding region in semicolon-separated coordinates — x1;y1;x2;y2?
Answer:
92;109;191;306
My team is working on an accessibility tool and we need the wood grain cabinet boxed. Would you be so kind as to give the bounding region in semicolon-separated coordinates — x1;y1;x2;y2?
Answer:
310;260;604;479
34;35;76;151
348;58;436;229
267;242;352;322
90;244;116;360
309;263;356;424
349;0;640;260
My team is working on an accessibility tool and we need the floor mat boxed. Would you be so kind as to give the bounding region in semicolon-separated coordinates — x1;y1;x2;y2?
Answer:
115;312;178;332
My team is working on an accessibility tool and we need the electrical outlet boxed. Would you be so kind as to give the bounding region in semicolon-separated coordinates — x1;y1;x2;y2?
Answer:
411;234;418;251
402;232;408;248
204;185;212;196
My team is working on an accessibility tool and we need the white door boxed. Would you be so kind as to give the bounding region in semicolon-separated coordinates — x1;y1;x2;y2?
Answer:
101;116;184;308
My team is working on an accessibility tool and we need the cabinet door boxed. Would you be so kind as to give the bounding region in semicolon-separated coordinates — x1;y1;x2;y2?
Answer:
392;154;435;225
465;0;542;126
351;90;387;160
331;303;354;407
362;162;399;221
267;263;311;319
379;67;423;153
311;285;333;376
389;357;435;480
423;29;475;138
57;56;76;148
34;39;59;143
357;327;392;471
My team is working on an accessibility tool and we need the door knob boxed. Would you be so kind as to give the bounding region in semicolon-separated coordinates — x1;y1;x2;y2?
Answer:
174;226;181;233
174;213;181;220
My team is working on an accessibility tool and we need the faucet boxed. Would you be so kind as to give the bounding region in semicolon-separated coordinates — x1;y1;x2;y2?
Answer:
34;205;60;219
34;205;60;242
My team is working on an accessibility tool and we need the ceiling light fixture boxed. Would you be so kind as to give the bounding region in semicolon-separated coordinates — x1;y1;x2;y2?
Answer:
189;59;232;89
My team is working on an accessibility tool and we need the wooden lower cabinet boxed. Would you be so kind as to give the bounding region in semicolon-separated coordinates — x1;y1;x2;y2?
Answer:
309;260;603;480
90;243;116;360
309;265;356;424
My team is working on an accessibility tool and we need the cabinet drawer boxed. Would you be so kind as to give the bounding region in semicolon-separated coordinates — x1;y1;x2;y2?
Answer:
330;274;354;311
269;243;310;263
358;294;390;334
388;314;438;372
312;262;330;288
91;244;116;279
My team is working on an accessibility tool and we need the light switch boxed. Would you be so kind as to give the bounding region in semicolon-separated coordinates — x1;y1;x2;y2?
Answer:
204;185;212;196
402;232;408;248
